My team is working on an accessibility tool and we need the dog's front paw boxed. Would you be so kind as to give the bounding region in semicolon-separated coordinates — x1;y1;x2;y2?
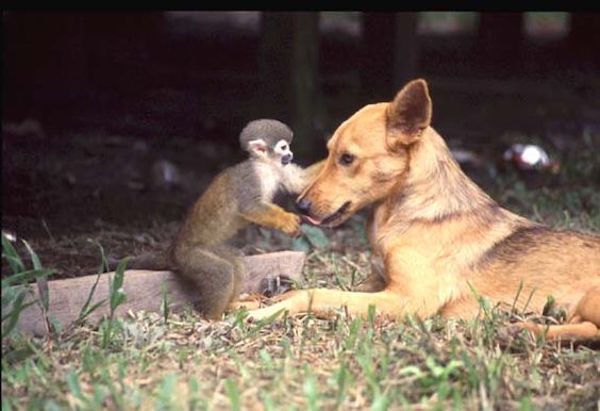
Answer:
246;291;300;321
246;305;288;322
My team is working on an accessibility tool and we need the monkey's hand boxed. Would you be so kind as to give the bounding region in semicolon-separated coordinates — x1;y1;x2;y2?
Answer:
240;203;301;237
280;212;302;237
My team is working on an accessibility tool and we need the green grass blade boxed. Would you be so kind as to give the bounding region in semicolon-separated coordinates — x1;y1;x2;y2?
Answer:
109;258;129;313
77;271;106;323
1;233;24;274
22;240;43;270
1;268;52;288
2;292;37;337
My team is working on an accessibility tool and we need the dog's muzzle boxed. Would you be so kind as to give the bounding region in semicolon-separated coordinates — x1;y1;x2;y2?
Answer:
299;201;351;227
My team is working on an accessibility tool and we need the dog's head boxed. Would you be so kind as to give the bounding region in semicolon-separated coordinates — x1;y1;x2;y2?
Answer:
297;79;432;227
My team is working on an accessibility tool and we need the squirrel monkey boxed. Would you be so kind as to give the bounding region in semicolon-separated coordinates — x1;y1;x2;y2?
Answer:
120;119;322;319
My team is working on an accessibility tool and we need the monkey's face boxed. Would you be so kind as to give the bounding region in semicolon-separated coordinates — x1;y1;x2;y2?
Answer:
273;139;294;165
248;138;294;166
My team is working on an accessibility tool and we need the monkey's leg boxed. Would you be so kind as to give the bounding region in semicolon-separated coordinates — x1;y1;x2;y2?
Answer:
240;202;300;236
173;246;240;320
212;245;246;302
212;245;267;312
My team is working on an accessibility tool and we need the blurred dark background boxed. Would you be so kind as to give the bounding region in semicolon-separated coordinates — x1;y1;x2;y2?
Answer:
2;12;600;274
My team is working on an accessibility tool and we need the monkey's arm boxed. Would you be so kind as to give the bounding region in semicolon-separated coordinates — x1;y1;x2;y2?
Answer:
239;202;301;236
282;159;326;194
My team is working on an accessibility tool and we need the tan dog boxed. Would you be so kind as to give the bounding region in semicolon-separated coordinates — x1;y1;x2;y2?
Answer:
247;79;600;340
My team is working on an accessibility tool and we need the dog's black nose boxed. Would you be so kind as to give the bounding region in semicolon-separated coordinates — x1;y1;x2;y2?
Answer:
296;198;312;214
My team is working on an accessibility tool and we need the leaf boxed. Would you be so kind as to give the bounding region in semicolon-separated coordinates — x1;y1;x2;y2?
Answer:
302;372;319;411
77;273;106;322
1;268;52;288
22;240;43;270
161;281;169;323
291;237;311;252
78;300;107;324
36;277;50;315
109;258;129;312
300;225;329;249
2;291;37;337
49;316;63;335
2;233;24;274
66;370;83;400
224;379;241;411
89;240;109;274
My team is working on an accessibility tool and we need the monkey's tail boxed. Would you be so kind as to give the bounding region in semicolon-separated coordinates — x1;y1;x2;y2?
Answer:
106;251;171;272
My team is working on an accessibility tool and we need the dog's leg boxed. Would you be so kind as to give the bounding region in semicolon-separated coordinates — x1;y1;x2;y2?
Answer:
515;321;599;340
515;286;600;340
246;288;434;321
438;296;481;319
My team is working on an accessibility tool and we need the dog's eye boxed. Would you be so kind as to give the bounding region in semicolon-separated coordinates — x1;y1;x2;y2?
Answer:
339;153;355;166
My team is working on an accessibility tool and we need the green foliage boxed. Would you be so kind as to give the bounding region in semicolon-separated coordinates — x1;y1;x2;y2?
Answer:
76;242;110;326
293;224;330;251
100;258;129;349
1;233;53;338
225;378;241;411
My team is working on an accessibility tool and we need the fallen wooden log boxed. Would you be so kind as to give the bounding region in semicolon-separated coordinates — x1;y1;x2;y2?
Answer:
14;251;305;336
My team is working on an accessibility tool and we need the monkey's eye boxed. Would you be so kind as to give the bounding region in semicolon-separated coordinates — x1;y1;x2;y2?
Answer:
339;153;355;166
275;140;289;153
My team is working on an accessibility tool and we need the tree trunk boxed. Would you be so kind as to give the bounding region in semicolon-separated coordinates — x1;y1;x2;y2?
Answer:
259;12;325;163
568;13;600;66
477;13;524;63
393;13;419;91
361;12;418;102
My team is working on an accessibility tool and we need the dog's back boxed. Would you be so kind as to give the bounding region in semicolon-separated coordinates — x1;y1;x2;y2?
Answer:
470;226;600;313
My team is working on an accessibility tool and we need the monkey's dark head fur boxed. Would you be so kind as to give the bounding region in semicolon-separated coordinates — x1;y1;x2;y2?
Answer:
239;119;293;151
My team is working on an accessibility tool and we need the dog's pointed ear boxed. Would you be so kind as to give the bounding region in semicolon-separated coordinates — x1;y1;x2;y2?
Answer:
386;79;432;150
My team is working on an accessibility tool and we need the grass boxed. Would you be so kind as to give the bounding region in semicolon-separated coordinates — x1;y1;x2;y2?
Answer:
2;133;599;410
2;305;599;410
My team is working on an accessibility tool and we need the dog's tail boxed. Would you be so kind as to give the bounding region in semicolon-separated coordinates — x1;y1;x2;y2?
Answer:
106;251;171;272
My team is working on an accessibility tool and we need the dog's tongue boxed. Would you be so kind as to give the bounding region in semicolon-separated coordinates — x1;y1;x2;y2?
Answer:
302;215;323;226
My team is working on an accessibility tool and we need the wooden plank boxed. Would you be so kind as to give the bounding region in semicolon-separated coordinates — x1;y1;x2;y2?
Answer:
14;251;305;336
258;12;325;162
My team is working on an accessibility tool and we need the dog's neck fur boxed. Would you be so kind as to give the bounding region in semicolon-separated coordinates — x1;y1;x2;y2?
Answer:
384;127;503;224
370;126;533;265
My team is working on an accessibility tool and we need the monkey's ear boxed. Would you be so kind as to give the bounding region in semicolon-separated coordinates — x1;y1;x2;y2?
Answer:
247;138;268;155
